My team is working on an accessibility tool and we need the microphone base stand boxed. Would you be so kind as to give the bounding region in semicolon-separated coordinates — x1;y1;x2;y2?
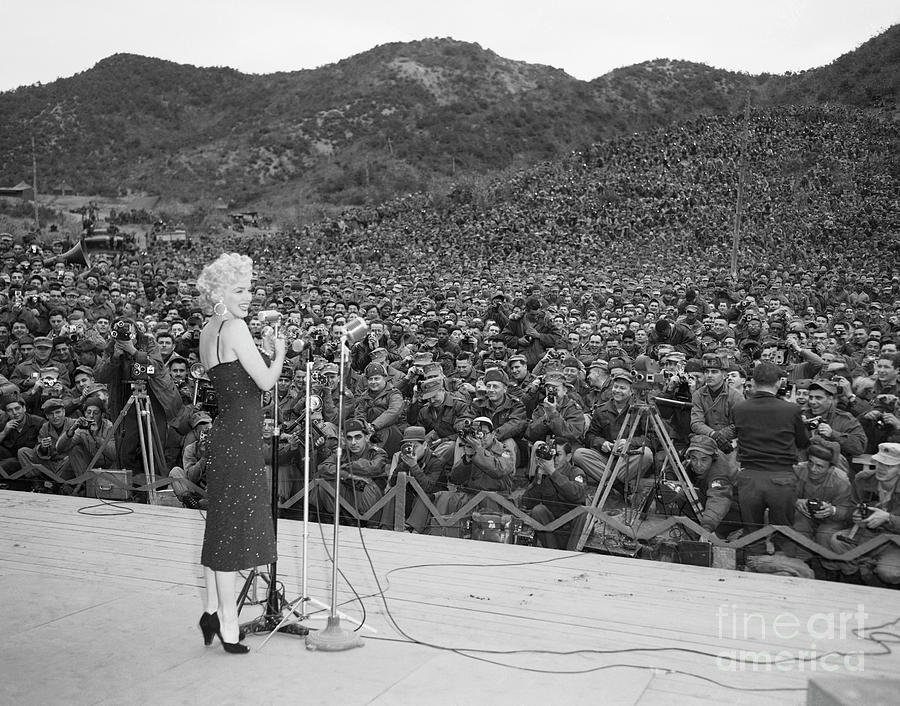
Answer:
239;327;308;640
305;333;364;652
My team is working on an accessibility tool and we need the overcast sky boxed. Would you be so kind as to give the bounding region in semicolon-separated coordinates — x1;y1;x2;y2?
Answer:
2;1;897;92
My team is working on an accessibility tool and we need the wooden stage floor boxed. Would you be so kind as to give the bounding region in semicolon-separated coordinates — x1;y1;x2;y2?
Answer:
1;490;898;705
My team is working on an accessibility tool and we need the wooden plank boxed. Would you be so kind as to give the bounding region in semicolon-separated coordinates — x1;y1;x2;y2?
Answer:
2;490;898;705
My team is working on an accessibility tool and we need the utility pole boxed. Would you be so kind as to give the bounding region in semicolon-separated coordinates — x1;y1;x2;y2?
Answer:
31;136;40;232
731;94;751;280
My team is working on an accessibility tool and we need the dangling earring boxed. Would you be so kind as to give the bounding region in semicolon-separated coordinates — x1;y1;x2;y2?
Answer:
214;301;227;317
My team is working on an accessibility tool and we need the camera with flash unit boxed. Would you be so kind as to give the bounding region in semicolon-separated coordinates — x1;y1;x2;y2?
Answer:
806;498;824;514
111;319;136;341
457;419;485;442
130;362;155;381
534;437;557;461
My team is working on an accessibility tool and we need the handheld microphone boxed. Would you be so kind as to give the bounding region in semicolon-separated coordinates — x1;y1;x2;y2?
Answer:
257;310;282;324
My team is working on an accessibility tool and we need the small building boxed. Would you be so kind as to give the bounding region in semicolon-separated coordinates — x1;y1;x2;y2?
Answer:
0;181;35;201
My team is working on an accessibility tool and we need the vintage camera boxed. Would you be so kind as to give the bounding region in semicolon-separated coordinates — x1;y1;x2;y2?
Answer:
111;319;136;341
776;377;795;398
63;322;84;343
458;419;485;442
534;437;557;461
75;416;93;430
771;344;790;367
401;441;416;456
872;394;898;430
546;349;566;362
544;384;557;404
310;326;327;346
803;415;822;431
190;363;218;417
130;362;155;381
26;294;40;307
856;503;875;519
806;498;824;514
310;371;328;388
197;428;210;454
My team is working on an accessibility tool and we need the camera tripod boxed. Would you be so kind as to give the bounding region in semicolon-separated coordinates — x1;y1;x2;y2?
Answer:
574;397;702;551
78;380;167;503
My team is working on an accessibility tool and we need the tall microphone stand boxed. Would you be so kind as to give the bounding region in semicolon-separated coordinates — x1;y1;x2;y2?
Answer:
259;356;373;649
306;318;367;651
238;316;309;639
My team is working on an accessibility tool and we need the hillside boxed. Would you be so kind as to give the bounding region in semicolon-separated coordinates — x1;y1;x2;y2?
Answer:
0;27;897;209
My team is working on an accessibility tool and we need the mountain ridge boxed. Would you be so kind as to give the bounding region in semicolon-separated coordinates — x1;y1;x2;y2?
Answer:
0;27;896;209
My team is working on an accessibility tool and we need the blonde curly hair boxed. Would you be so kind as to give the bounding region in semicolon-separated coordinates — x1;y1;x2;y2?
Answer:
196;252;254;311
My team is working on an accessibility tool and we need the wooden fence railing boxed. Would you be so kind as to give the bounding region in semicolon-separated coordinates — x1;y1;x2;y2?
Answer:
11;465;898;566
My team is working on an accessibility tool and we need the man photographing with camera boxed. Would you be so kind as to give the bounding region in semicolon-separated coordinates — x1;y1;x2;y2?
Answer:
520;437;586;549
94;318;183;479
828;442;900;586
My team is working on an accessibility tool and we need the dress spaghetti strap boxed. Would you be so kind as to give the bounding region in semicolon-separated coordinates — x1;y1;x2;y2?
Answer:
215;320;226;365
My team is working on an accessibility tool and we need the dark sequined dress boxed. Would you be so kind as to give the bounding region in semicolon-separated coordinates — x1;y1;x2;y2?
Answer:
200;358;276;571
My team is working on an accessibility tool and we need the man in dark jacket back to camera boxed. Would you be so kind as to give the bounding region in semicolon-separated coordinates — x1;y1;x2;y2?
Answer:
734;361;810;533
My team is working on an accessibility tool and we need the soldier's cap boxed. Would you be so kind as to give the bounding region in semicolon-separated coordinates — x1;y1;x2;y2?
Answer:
808;379;837;396
611;371;634;385
403;426;427;442
544;370;566;386
472;416;494;429
41;398;66;412
483;368;508;386
33;336;53;348
418;377;444;397
808;443;834;462
82;382;108;396
589;358;610;371
421;361;443;378
872;443;900;466
190;411;213;427
686;435;717;456
507;354;527;366
344;419;368;435
365;363;387;378
700;354;724;370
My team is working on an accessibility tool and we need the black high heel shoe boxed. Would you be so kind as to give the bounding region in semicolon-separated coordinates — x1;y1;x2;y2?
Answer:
198;611;220;646
215;626;249;654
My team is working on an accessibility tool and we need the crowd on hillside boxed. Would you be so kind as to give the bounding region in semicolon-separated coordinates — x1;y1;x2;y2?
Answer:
0;104;897;586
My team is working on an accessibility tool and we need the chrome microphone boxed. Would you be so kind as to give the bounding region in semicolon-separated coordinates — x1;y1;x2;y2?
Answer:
257;310;283;324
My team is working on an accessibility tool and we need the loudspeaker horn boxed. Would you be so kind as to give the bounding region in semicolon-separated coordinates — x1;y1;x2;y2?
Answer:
45;239;90;269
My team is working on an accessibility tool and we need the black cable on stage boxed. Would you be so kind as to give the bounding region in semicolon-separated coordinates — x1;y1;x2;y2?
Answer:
340;535;899;694
76;494;134;516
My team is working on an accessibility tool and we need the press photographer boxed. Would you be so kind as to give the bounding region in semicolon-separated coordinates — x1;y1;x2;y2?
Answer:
423;416;515;535
93;317;184;477
803;379;867;469
785;442;853;566
382;426;449;531
55;397;116;484
828;442;900;586
520;437;587;549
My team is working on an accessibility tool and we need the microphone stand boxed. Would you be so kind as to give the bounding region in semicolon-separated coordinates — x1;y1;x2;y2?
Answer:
259;356;372;649
306;330;364;651
238;318;309;639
